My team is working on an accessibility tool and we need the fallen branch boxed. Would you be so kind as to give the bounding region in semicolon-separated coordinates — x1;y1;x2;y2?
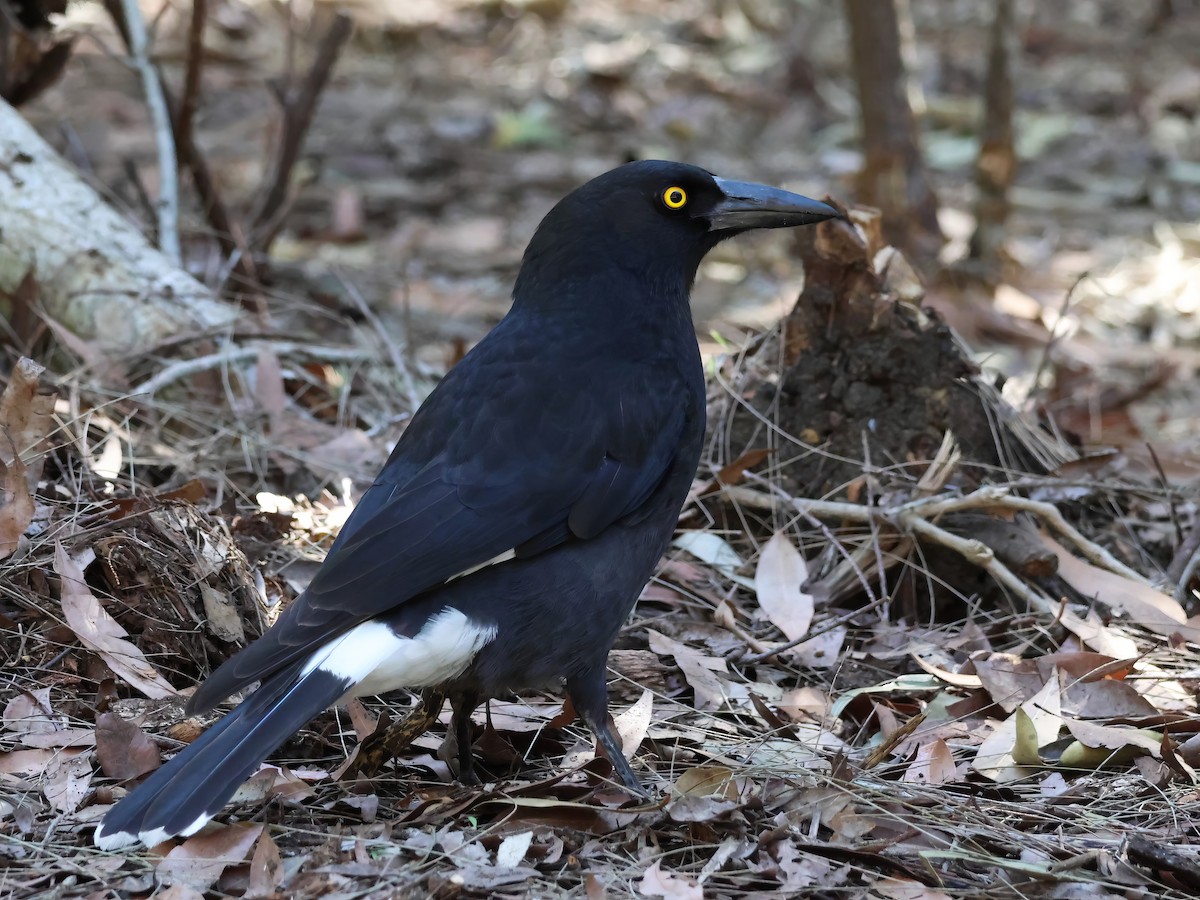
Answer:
717;481;1154;628
132;341;374;396
729;483;1151;587
0;98;237;356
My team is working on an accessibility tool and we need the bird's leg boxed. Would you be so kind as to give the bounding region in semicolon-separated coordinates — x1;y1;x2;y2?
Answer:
344;687;446;779
448;690;482;786
566;669;648;797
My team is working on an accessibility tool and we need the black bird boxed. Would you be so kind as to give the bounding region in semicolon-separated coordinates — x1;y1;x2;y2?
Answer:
95;161;837;850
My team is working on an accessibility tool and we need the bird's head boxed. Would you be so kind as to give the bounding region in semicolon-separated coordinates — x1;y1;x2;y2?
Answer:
515;160;839;309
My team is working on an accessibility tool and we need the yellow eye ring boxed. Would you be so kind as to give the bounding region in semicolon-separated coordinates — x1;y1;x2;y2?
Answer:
662;186;688;209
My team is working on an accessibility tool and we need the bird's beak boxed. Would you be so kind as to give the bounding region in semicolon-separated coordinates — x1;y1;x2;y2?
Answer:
706;177;840;232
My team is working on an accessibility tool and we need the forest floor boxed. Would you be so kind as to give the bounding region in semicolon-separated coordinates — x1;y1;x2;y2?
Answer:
3;0;1200;897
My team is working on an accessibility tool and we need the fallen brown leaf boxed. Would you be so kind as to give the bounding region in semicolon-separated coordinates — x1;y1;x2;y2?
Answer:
198;583;247;643
54;542;178;699
902;740;958;785
974;653;1045;712
1060;676;1158;719
95;712;162;781
157;822;264;890
638;860;702;900
495;830;534;868
43;748;93;813
1062;719;1164;758
614;688;653;757
714;447;772;487
647;630;730;711
3;687;57;741
246;829;283;899
1042;533;1198;641
0;748;55;776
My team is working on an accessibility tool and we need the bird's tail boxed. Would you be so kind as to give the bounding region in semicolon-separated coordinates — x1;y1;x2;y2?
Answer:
94;663;348;850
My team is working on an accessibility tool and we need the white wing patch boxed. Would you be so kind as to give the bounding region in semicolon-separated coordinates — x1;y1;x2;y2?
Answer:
301;608;496;698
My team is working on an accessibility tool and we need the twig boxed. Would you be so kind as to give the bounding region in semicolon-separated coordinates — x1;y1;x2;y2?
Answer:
886;487;1151;585
862;711;926;769
984;495;1152;586
1127;834;1200;892
252;13;354;253
132;342;373;395
741;590;891;665
729;482;1061;619
741;472;879;605
117;0;180;263
164;87;259;290
721;481;1155;617
896;512;1058;617
176;0;208;157
1167;527;1200;602
336;273;422;413
1031;273;1085;403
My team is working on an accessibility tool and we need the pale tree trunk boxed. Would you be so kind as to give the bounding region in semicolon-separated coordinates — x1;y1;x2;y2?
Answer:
0;98;238;356
844;0;943;267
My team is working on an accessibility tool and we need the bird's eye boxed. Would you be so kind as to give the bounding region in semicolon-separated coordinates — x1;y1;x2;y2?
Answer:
661;186;688;209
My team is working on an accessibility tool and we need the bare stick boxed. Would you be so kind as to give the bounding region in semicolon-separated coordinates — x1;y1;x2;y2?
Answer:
104;0;254;289
252;13;353;253
725;482;1072;623
1167;527;1200;602
897;512;1058;618
176;0;208;156
118;0;180;262
336;274;423;414
132;342;372;396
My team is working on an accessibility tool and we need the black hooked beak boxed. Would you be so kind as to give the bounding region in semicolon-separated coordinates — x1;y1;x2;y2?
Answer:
705;177;840;232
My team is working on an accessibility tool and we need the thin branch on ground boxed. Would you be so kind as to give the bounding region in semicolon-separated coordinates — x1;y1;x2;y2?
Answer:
723;482;1092;623
132;342;374;396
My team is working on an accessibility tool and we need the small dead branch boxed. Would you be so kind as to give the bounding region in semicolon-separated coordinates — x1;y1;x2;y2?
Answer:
1127;834;1200;893
1167;527;1200;602
104;0;257;292
0;98;238;356
252;13;353;254
176;0;207;159
115;0;179;263
721;482;1158;627
132;341;374;396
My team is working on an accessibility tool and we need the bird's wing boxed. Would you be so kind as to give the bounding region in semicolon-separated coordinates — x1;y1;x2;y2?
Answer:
189;345;691;712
